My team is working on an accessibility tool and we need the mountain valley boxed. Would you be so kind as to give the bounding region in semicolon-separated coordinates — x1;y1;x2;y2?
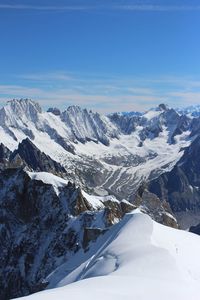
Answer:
0;99;200;299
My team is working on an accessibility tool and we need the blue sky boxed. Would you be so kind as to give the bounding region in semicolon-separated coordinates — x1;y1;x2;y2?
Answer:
0;0;200;113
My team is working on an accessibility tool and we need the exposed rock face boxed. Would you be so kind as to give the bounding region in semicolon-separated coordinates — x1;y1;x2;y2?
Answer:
47;107;61;116
0;143;11;169
158;103;168;111
133;183;178;228
108;113;139;134
120;199;137;213
102;198;136;226
10;138;66;175
0;139;66;176
61;105;119;146
0;99;41;127
0;143;11;162
83;228;107;249
0;168;128;300
190;116;200;137
82;199;136;250
148;136;200;228
70;187;94;216
189;223;200;235
171;115;191;142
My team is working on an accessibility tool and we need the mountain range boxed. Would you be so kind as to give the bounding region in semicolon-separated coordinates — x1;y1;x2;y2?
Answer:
1;99;200;299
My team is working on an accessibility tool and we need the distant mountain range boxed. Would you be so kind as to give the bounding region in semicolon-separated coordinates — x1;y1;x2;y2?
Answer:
1;99;200;299
0;99;199;222
176;105;200;117
112;104;200;118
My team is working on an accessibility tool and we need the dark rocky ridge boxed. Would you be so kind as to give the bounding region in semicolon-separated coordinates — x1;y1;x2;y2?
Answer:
132;183;178;229
147;135;200;228
10;138;66;175
189;223;200;235
0;139;67;176
0;143;11;170
108;113;140;134
0;168;135;300
47;107;61;116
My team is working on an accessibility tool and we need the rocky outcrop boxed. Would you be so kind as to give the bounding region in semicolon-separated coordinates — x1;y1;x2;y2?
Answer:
10;138;66;175
147;136;200;228
108;113;139;134
0;143;11;170
133;183;178;228
0;168;129;300
83;228;107;249
47;107;61;116
189;223;200;235
120;199;137;213
171;115;191;142
0;143;11;162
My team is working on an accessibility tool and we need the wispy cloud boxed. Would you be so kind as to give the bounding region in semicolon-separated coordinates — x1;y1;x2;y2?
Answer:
2;72;200;113
114;4;200;12
0;3;200;12
168;91;200;105
0;83;161;113
19;71;73;82
0;4;90;11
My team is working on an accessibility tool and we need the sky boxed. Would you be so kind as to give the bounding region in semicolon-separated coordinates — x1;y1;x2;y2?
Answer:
0;0;200;113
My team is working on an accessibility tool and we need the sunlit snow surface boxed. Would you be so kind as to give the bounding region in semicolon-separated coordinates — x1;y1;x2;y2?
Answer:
16;212;200;300
0;100;193;197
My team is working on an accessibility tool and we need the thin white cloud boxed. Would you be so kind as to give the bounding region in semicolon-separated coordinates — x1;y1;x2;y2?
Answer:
0;83;161;113
0;4;90;11
114;4;200;12
2;73;200;113
0;3;200;12
19;72;73;82
168;91;200;105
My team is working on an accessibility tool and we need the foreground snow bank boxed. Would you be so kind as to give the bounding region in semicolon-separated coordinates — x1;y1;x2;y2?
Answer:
15;212;200;300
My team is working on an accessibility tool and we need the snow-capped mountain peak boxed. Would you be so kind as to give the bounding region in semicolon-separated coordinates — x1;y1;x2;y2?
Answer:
0;98;42;126
1;99;200;300
0;99;194;203
61;105;119;145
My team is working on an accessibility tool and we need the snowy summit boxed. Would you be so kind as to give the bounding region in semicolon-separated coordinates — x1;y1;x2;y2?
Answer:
16;212;200;300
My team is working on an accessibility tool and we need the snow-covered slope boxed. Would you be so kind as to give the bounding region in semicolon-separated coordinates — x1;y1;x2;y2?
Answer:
1;168;137;299
2;99;200;300
0;99;193;201
17;211;200;300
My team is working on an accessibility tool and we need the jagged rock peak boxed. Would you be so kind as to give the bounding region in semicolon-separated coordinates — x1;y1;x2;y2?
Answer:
47;107;61;116
65;105;93;116
157;103;169;111
0;99;42;127
10;138;66;174
6;98;42;114
61;105;118;145
133;182;178;229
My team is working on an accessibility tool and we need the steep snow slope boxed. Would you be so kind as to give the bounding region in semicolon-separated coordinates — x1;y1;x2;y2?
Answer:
17;212;200;300
1;168;136;299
